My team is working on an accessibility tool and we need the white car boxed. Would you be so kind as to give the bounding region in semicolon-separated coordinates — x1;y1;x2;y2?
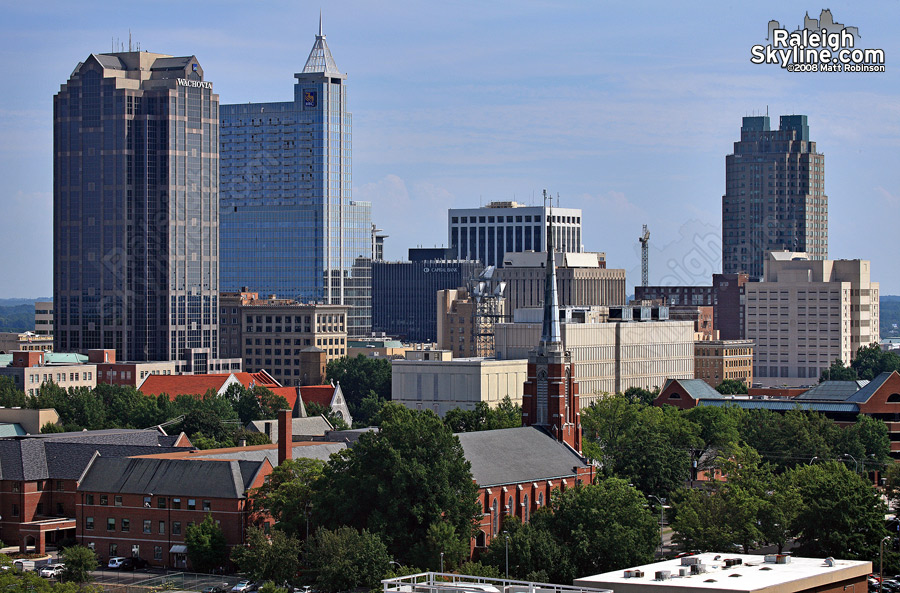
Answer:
108;557;128;569
231;581;252;593
40;564;65;578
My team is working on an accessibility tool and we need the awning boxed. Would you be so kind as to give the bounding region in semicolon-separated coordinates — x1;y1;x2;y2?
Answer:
169;545;187;554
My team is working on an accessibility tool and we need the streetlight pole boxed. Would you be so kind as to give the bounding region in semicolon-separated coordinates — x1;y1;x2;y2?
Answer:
881;535;891;593
808;456;819;465
440;552;444;574
503;531;509;578
843;453;859;473
649;496;666;555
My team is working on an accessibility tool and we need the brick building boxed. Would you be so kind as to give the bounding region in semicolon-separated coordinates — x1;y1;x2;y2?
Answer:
0;429;190;554
694;339;755;388
76;456;272;569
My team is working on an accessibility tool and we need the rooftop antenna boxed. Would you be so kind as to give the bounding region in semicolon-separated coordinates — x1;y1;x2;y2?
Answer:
129;29;132;52
639;224;651;287
319;9;323;37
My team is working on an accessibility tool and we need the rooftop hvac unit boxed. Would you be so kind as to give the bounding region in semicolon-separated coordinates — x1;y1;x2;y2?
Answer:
655;571;672;581
682;557;702;566
690;564;706;575
623;570;644;579
765;554;791;564
679;568;689;577
724;558;743;568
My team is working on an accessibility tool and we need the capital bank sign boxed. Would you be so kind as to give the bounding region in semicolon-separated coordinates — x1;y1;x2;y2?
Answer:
176;78;213;89
423;267;459;273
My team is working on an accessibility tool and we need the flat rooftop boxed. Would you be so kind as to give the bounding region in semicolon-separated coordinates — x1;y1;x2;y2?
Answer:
574;553;870;593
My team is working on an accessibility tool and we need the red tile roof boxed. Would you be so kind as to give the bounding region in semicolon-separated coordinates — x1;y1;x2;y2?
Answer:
140;374;233;398
299;385;336;408
269;387;299;411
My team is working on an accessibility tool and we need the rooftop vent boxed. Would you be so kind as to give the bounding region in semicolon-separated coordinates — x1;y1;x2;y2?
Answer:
655;571;672;581
825;557;835;567
623;570;644;579
682;557;702;566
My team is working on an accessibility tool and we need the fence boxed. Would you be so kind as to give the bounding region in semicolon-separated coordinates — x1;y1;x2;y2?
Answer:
98;571;244;593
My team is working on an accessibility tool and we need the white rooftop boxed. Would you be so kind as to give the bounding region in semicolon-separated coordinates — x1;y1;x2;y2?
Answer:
574;553;870;593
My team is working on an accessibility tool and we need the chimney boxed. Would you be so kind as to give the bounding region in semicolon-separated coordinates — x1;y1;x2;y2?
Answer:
277;409;292;465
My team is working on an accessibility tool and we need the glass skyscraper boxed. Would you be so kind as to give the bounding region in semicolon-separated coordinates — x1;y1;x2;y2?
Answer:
220;22;372;337
53;51;223;370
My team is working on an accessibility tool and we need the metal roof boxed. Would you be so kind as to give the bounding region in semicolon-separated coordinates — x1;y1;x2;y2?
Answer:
796;380;869;401
699;399;859;413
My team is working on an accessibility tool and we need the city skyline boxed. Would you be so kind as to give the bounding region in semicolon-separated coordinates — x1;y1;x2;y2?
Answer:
2;1;899;296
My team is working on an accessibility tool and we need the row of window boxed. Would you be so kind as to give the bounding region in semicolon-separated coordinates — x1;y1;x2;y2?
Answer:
84;494;210;511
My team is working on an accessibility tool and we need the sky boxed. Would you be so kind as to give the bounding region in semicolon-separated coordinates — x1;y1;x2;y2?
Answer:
1;1;898;297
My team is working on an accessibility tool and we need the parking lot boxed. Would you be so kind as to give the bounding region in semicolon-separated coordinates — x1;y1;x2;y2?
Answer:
88;568;243;593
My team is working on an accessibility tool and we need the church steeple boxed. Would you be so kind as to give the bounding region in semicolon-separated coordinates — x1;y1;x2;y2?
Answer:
540;190;562;353
521;190;582;453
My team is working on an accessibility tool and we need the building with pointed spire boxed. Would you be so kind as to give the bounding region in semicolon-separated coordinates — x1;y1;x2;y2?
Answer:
521;200;582;452
219;19;373;337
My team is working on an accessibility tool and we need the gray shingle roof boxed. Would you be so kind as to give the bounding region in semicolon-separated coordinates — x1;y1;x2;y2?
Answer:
246;417;333;443
456;426;588;487
796;380;870;400
667;379;726;400
197;442;346;465
78;457;264;498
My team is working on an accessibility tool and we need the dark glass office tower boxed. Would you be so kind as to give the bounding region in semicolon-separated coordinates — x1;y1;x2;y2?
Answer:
722;115;828;279
220;22;372;337
54;52;221;369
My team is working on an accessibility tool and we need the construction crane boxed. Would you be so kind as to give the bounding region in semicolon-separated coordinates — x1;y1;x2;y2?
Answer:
639;224;650;287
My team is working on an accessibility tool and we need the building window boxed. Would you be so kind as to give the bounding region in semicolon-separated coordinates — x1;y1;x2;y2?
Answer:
172;521;181;535
143;496;152;508
131;544;140;558
172;498;181;509
56;480;64;491
143;520;151;534
159;521;166;535
36;481;43;492
202;500;211;511
114;496;122;507
12;483;19;493
85;517;94;530
85;494;94;505
187;499;196;510
109;543;117;557
154;546;162;561
107;518;115;531
158;497;166;509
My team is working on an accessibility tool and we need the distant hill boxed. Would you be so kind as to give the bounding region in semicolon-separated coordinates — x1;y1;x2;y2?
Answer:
0;298;49;333
882;296;900;338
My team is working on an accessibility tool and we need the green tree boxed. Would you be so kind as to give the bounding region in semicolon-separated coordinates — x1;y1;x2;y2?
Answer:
684;405;744;474
311;403;480;568
623;386;658;405
820;358;858;382
851;343;900;381
41;421;65;434
884;463;900;513
354;390;387;427
304;527;390;592
758;472;802;553
325;355;391;416
226;383;290;425
0;376;26;407
250;458;324;538
582;396;699;497
670;487;738;553
231;527;301;584
456;561;501;578
60;544;97;583
185;514;228;573
481;515;572;583
789;461;888;559
715;379;748;395
444;397;522;433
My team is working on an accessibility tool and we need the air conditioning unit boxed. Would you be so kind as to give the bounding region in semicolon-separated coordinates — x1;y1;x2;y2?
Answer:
679;568;689;577
690;564;706;575
655;571;672;581
682;557;702;566
624;570;644;579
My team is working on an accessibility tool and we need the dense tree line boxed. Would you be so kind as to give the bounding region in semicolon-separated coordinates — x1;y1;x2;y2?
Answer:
0;377;288;449
821;343;900;381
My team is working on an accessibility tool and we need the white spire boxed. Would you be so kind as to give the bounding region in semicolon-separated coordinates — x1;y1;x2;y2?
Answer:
302;15;342;75
540;190;562;352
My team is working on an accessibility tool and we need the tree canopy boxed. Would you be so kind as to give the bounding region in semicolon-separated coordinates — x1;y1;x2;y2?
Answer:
231;527;301;584
185;514;228;573
304;527;390;592
325;355;391;420
249;458;324;539
443;397;521;433
311;403;480;568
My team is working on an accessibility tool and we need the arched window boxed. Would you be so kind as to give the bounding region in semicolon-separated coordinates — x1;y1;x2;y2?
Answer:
565;368;571;423
491;499;498;535
523;494;530;523
507;496;514;516
537;370;548;424
537;492;544;506
887;393;900;403
669;392;682;399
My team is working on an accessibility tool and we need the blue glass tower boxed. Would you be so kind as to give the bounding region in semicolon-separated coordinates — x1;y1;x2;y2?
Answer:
220;20;372;336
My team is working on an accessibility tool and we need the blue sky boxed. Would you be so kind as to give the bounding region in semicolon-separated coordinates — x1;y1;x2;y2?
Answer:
2;1;898;296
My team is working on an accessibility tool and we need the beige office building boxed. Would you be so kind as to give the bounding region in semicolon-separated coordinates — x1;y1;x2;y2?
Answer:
34;301;53;337
694;339;755;388
746;252;879;387
0;332;54;354
495;314;694;405
0;351;97;396
391;356;528;416
495;251;626;311
220;291;348;386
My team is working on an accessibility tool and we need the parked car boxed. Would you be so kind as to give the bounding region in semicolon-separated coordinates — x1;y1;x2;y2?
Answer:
39;564;65;579
130;557;148;569
202;586;227;593
231;581;252;592
107;557;128;570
